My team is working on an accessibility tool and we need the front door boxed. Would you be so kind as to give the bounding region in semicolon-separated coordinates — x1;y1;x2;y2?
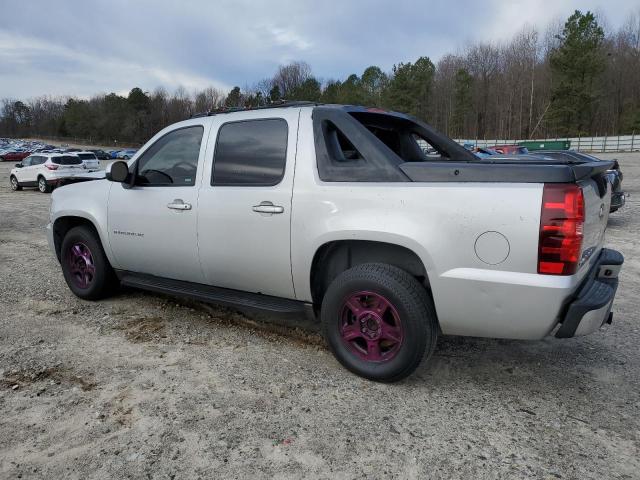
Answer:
197;113;298;299
108;124;208;283
15;155;39;183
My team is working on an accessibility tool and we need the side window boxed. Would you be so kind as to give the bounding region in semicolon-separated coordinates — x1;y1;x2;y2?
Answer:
212;119;288;186
412;134;442;159
324;122;365;163
34;156;46;165
22;156;33;166
135;126;204;186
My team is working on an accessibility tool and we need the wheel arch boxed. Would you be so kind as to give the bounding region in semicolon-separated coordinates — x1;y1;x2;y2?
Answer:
309;240;432;310
52;215;103;262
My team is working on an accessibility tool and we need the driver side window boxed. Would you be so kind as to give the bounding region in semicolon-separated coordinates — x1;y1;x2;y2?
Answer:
135;126;204;186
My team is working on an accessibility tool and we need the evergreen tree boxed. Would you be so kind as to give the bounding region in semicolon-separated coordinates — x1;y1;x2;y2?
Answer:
225;86;242;108
451;68;473;137
288;78;321;101
269;85;281;103
360;66;387;106
383;57;435;119
549;10;605;135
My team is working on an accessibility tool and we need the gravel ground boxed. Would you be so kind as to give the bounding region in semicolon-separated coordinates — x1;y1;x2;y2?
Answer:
0;154;639;479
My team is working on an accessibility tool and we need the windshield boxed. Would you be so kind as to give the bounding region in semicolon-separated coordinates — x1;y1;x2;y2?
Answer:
77;153;97;160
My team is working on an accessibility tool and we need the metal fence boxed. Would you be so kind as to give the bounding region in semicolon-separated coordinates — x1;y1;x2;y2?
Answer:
456;134;639;153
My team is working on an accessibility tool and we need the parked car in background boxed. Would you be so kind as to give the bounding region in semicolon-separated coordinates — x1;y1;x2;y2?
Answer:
0;150;31;162
10;153;85;193
487;145;529;155
117;149;137;160
463;143;498;158
46;103;623;382
109;150;121;159
540;150;625;212
75;151;101;170
89;149;111;160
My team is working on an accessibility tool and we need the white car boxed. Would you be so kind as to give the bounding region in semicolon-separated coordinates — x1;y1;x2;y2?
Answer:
75;151;101;171
45;103;623;381
10;153;85;193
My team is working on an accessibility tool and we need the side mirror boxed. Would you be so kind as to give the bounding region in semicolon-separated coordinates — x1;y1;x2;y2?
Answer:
106;161;129;183
15;163;22;168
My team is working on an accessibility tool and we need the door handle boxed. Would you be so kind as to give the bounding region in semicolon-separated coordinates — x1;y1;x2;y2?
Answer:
252;201;284;214
167;199;192;211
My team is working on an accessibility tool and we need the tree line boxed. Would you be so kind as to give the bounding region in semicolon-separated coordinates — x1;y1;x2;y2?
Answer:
1;9;639;145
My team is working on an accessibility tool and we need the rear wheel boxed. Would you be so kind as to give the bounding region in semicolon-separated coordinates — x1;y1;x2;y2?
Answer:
60;225;118;300
321;263;438;382
10;175;21;191
38;176;51;193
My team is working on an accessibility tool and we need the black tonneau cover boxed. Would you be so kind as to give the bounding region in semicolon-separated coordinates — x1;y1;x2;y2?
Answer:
400;157;615;183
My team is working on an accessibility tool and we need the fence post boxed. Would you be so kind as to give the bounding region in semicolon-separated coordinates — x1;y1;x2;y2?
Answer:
632;131;636;151
617;135;620;152
603;135;607;154
577;134;581;151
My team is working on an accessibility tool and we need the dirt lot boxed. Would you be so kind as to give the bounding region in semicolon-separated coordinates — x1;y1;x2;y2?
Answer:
1;154;639;479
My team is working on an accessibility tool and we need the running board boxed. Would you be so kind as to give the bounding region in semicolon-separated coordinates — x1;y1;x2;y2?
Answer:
116;271;308;315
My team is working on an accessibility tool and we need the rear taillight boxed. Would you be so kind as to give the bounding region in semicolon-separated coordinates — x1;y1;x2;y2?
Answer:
46;164;58;170
538;184;584;275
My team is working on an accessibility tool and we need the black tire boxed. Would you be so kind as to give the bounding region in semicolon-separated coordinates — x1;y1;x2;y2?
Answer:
10;175;22;191
321;263;438;382
38;176;52;193
60;225;118;300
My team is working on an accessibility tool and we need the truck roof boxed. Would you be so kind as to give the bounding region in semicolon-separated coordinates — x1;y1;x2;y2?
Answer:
189;101;414;120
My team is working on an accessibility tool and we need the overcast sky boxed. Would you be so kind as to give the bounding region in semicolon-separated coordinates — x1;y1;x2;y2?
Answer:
0;0;636;99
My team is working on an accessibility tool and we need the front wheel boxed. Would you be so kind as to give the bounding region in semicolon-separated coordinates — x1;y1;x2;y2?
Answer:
10;175;22;191
38;176;52;193
321;263;438;382
60;226;118;300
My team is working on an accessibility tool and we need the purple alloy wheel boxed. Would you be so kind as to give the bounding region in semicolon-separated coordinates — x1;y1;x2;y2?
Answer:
339;291;404;362
67;242;96;289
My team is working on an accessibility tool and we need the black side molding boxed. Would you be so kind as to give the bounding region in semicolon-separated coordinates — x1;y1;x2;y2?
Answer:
116;271;309;315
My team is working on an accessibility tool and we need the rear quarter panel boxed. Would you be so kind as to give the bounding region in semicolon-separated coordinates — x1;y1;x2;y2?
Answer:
292;109;580;339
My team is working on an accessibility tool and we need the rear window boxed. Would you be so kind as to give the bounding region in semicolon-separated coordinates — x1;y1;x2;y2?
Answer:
52;155;82;165
77;153;97;160
212;119;288;186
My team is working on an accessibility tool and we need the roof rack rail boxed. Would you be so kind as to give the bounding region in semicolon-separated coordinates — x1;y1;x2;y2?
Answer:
191;100;319;118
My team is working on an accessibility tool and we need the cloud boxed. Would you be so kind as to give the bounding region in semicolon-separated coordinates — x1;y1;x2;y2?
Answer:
0;0;637;98
265;26;312;51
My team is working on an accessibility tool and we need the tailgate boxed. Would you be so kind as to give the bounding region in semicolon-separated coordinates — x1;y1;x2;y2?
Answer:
577;173;611;274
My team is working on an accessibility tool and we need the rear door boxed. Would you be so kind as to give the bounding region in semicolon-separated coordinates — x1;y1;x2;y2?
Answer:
197;111;299;298
24;156;47;182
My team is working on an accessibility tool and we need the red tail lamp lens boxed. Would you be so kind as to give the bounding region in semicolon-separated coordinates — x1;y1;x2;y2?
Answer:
538;184;584;275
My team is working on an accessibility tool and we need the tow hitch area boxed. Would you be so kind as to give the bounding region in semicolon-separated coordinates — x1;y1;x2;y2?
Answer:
556;249;624;338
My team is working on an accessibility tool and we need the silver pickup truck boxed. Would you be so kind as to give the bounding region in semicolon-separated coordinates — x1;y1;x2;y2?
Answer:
46;102;623;382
